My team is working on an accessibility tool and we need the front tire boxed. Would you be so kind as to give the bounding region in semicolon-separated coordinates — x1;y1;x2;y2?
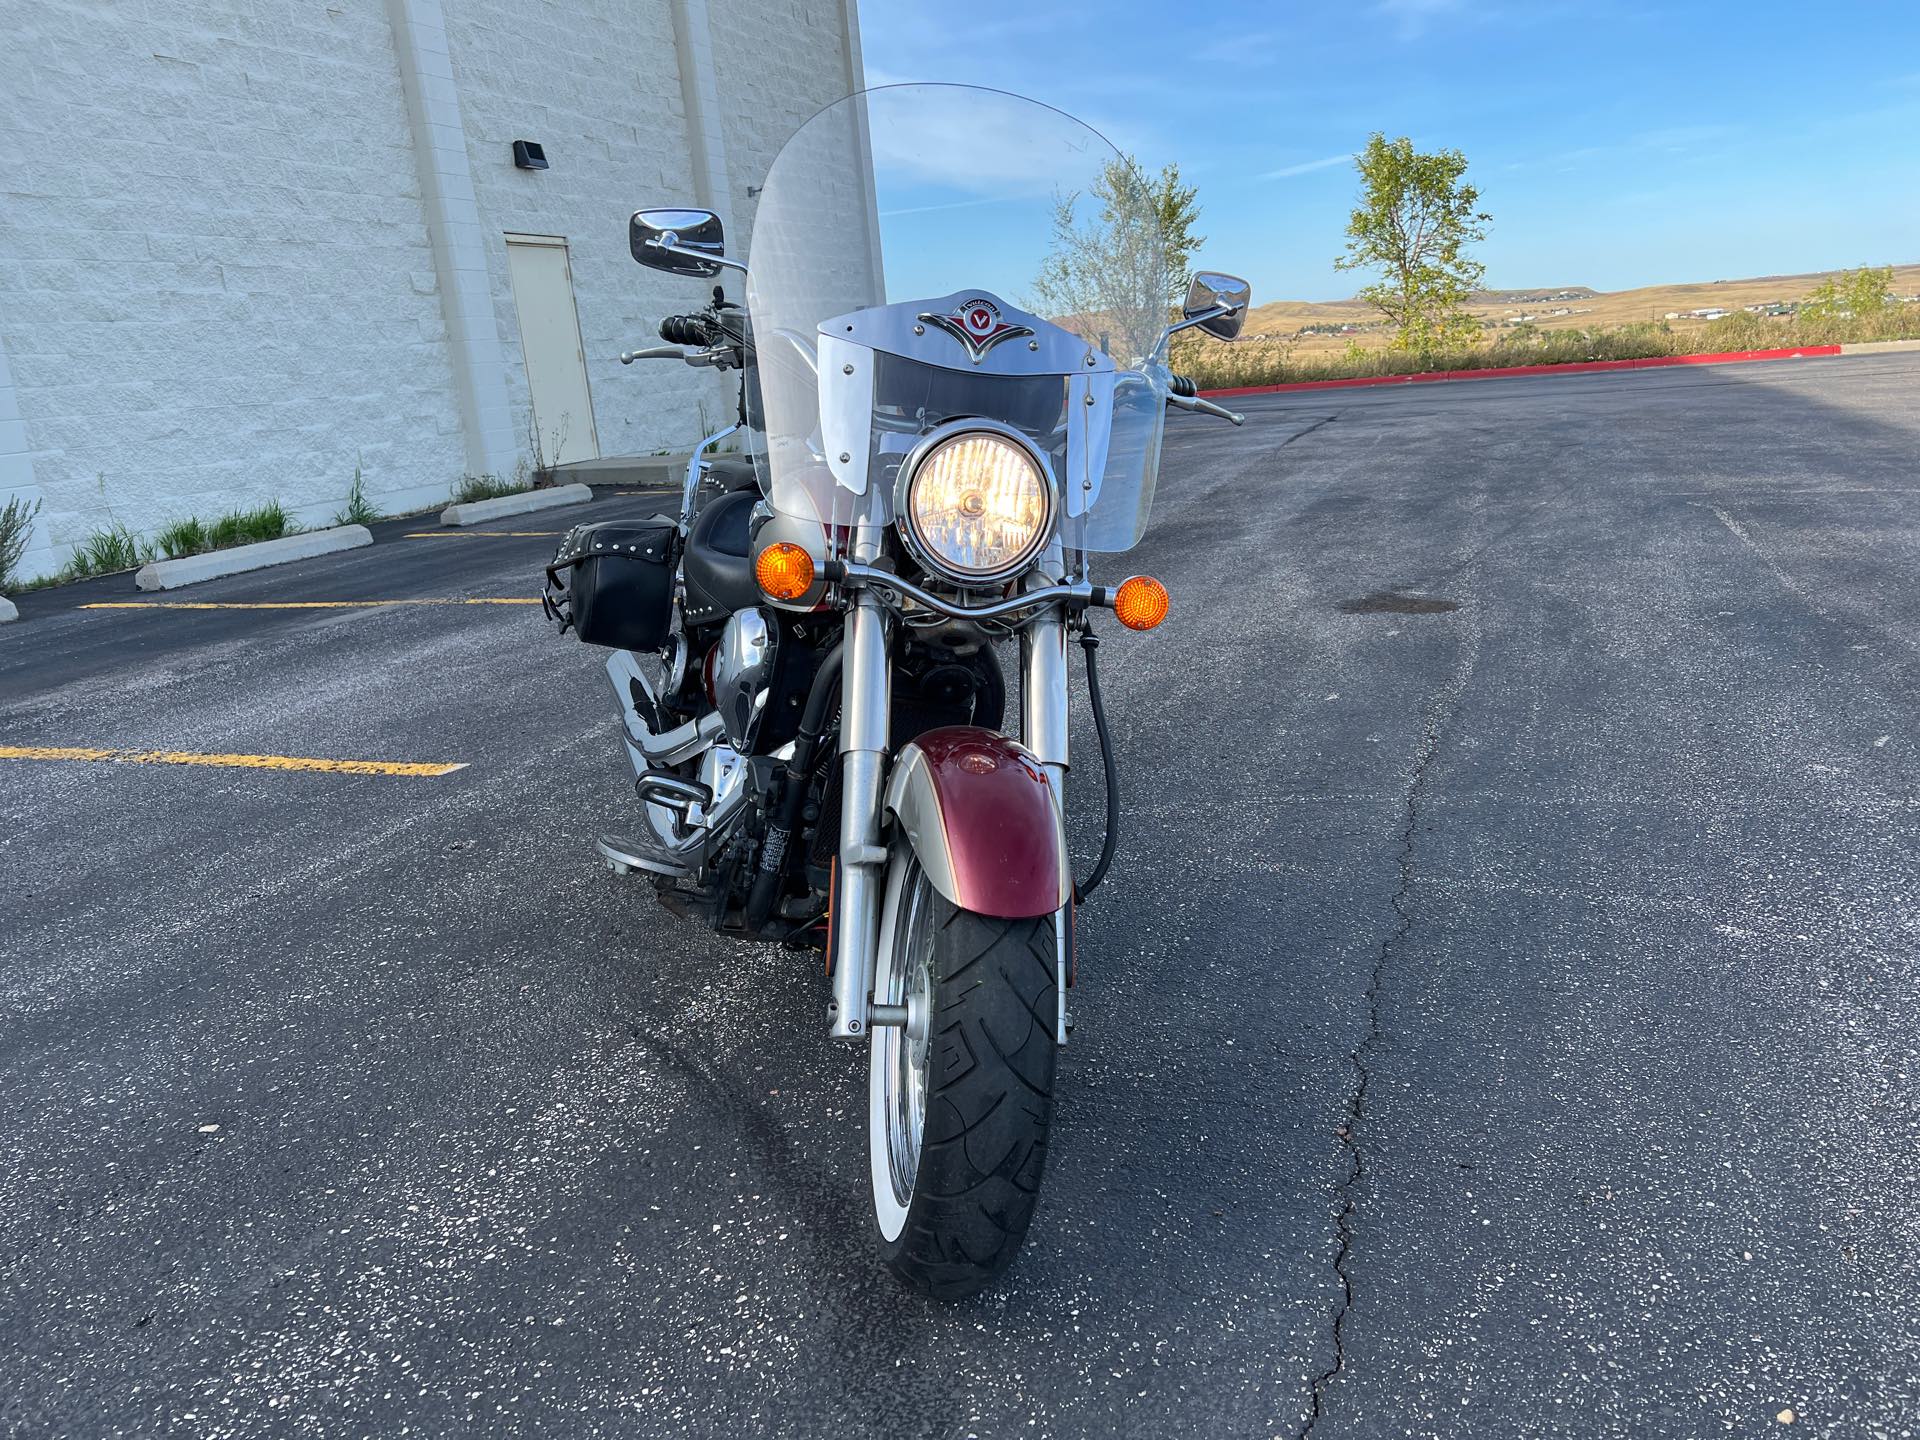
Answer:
869;852;1058;1298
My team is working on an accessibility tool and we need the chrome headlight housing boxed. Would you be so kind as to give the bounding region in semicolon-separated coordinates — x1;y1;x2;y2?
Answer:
894;420;1056;588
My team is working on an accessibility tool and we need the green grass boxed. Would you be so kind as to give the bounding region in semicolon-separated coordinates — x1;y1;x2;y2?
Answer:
205;500;290;550
1176;302;1920;389
335;462;382;526
14;500;294;588
56;500;296;580
453;473;531;504
154;516;210;559
63;521;149;579
151;502;289;559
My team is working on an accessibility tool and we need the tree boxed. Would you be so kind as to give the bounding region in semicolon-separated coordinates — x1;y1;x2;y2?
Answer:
1799;265;1893;322
1335;133;1490;355
1142;161;1204;312
1030;155;1203;361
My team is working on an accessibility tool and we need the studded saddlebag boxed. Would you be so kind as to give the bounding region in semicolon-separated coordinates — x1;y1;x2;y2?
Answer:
543;518;679;650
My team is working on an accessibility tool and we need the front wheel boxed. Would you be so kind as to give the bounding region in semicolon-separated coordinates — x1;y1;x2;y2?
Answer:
869;851;1058;1298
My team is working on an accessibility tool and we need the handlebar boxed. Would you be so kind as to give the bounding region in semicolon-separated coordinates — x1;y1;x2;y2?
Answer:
1164;373;1244;425
659;313;718;347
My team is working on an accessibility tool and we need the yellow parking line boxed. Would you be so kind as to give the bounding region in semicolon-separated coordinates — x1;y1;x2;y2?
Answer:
402;531;562;538
81;599;542;610
0;746;467;777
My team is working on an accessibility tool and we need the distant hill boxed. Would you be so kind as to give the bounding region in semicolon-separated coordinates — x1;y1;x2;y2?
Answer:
1471;286;1601;304
1241;264;1920;351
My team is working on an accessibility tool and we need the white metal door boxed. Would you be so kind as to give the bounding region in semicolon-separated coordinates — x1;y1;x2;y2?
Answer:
504;234;599;466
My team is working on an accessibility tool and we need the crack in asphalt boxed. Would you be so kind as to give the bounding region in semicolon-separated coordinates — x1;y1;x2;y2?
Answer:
1279;413;1341;447
1298;600;1482;1438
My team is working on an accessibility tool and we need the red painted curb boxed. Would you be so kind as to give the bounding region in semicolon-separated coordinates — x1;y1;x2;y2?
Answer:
1197;345;1847;398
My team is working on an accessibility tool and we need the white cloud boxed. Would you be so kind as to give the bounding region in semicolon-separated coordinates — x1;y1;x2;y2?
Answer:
1377;0;1468;38
1261;153;1354;181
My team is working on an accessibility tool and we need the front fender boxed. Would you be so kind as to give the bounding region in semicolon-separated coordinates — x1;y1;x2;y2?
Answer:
885;726;1071;919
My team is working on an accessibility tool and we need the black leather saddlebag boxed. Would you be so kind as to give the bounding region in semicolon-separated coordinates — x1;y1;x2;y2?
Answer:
543;518;678;650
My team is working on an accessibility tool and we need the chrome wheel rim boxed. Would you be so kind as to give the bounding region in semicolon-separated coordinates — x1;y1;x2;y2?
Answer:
874;862;935;1227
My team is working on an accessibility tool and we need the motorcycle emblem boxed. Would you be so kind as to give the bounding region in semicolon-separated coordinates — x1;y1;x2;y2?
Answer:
917;297;1034;362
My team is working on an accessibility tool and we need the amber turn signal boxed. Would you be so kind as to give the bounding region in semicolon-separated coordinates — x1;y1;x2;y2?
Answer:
755;541;816;601
1112;575;1169;631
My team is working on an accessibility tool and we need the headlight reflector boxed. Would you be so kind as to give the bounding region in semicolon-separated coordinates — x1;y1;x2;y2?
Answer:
900;425;1053;585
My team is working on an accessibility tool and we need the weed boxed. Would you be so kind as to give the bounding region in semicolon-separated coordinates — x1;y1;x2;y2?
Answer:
454;473;529;503
64;521;148;578
155;516;210;559
206;500;289;550
0;494;41;591
334;461;382;526
527;413;568;489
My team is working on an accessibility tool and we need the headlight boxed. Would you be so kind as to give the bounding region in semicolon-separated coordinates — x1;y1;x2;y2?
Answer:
897;422;1055;587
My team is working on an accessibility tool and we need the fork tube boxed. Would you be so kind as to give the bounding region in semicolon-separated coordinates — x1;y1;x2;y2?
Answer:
1022;587;1074;1051
829;527;892;1041
1020;605;1070;791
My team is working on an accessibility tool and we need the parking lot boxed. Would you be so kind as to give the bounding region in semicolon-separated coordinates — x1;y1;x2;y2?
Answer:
3;352;1918;1437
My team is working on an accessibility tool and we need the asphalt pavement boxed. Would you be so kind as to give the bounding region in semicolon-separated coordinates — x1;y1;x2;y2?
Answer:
3;353;1917;1438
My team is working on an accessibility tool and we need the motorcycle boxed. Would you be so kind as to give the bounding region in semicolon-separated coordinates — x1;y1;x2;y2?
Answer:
544;84;1250;1297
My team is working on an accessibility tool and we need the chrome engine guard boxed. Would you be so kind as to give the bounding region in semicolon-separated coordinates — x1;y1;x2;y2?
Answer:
601;647;752;877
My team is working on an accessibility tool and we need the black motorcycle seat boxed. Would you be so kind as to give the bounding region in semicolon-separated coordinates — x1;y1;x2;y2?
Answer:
682;487;762;623
704;456;761;492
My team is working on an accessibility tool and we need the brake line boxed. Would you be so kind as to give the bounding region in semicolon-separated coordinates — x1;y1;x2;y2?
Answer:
1074;623;1119;903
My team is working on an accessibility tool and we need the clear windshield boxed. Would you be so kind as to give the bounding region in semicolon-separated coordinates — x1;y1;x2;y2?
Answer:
746;85;1168;553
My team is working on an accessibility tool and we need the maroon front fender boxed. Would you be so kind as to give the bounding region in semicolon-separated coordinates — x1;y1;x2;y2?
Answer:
884;727;1071;919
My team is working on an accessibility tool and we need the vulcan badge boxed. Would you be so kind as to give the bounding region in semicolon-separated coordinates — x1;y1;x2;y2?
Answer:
918;296;1034;362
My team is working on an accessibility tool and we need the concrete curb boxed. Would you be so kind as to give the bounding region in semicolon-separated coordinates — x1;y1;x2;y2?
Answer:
1199;343;1860;399
0;596;17;624
1837;339;1920;356
133;525;375;592
552;454;690;487
440;483;594;527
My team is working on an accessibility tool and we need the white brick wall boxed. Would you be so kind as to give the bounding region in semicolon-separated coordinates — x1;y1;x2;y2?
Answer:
0;330;56;584
711;0;864;252
444;0;733;466
0;1;464;579
388;0;518;480
0;0;860;584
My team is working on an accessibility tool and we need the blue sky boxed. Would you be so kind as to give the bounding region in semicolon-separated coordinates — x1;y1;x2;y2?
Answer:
856;0;1920;302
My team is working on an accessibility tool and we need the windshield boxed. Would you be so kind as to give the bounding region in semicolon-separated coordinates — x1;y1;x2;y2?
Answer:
746;85;1168;553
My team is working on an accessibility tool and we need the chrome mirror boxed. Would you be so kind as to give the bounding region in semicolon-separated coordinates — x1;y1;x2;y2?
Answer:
1182;272;1252;341
629;207;734;277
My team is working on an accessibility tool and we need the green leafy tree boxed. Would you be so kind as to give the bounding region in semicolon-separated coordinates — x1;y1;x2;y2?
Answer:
1336;133;1490;356
1141;160;1204;311
1031;155;1203;360
1799;265;1893;322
